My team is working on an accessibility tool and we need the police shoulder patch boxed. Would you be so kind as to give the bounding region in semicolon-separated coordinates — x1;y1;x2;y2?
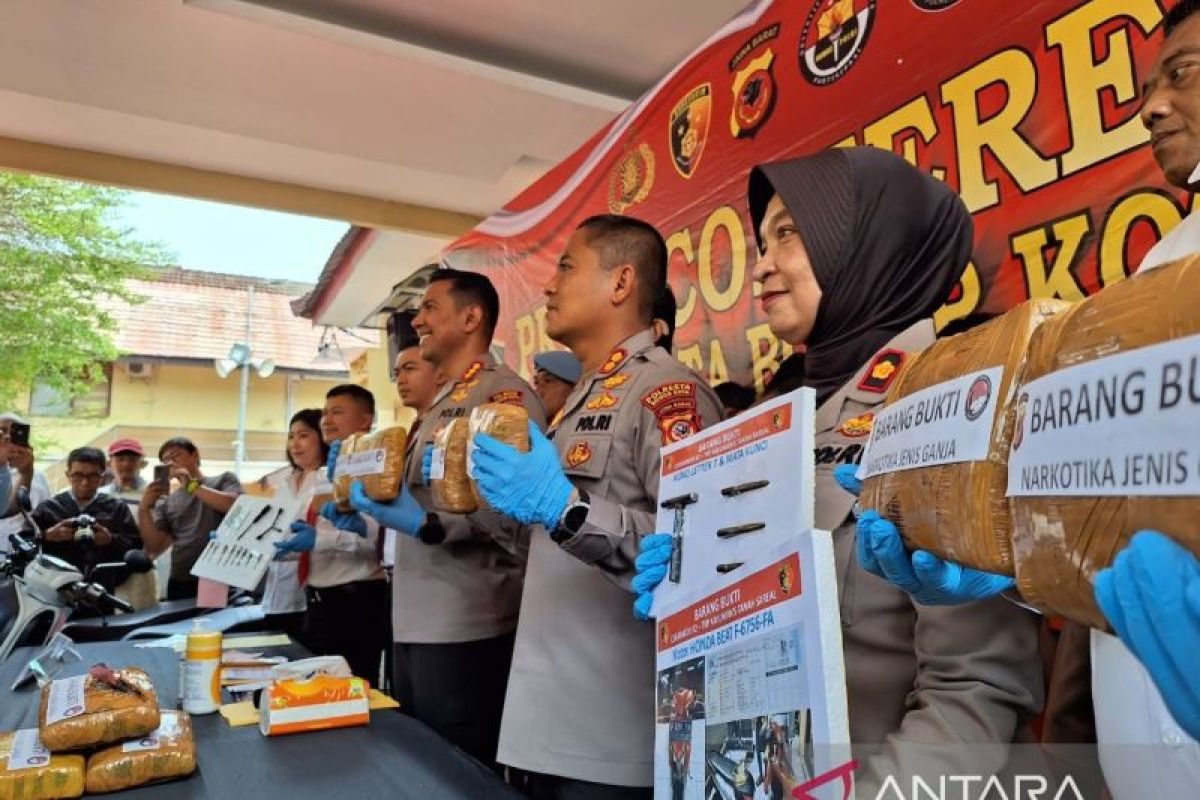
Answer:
642;381;701;445
857;349;905;394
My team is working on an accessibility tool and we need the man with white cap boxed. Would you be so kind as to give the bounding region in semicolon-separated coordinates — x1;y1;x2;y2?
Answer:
532;350;582;422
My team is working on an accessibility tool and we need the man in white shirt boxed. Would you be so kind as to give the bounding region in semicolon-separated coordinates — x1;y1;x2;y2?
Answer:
273;384;389;685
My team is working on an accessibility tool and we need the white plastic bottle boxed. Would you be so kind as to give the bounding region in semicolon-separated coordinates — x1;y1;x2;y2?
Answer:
182;619;222;714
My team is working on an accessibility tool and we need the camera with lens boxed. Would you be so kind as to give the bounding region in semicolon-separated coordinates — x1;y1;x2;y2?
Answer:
73;514;97;542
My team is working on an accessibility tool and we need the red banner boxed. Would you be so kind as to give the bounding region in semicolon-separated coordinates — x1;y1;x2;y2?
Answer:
443;0;1175;394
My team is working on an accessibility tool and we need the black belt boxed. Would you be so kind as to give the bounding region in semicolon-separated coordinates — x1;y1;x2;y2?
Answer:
305;579;386;603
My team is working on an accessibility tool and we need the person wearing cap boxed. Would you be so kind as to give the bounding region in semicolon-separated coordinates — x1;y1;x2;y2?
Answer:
532;350;581;421
100;438;148;514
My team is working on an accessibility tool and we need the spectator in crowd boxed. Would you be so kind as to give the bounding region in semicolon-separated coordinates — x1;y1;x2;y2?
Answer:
651;285;677;352
394;343;443;416
138;437;242;600
99;438;148;513
262;408;329;642
26;446;140;574
0;413;52;549
713;381;755;418
532;350;582;421
274;384;389;683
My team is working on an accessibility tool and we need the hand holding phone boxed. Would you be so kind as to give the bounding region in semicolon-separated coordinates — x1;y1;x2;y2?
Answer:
9;422;30;448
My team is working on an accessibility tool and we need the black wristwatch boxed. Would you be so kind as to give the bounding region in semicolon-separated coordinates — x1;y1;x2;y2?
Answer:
550;490;590;543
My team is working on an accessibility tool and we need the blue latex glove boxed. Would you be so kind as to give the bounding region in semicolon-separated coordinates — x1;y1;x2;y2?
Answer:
833;465;1014;604
832;464;862;496
325;439;342;482
349;480;423;537
273;520;316;558
632;533;674;621
471;420;573;529
319;501;368;537
1095;531;1200;742
421;445;434;485
857;511;1014;604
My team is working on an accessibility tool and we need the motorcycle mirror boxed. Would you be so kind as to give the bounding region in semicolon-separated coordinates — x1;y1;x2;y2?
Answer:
16;487;31;514
123;549;155;574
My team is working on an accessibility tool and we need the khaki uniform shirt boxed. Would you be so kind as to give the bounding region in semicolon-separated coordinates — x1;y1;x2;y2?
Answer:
813;320;1043;792
497;331;723;786
396;354;545;643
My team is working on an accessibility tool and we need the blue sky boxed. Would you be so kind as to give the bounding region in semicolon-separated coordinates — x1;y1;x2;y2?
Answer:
113;189;349;282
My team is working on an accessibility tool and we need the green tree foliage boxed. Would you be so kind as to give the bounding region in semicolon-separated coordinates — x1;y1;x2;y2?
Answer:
0;171;170;408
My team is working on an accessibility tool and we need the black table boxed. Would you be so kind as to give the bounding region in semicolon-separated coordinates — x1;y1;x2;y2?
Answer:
0;640;522;799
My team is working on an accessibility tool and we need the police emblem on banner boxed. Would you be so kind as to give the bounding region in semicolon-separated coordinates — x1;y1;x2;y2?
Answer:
730;49;776;138
913;0;960;9
668;83;712;179
728;23;780;139
608;143;655;214
798;0;876;86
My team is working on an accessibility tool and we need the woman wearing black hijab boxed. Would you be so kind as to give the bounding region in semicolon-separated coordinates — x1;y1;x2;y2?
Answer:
635;148;1042;792
749;147;1042;789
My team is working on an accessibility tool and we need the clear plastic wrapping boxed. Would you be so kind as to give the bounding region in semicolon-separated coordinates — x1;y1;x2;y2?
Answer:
84;711;196;794
0;731;84;800
333;427;408;511
431;403;530;513
38;669;159;753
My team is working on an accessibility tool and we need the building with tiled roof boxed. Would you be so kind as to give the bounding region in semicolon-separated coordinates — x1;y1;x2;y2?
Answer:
27;267;381;486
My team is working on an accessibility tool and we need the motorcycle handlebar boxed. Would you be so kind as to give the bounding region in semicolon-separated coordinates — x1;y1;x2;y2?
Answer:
62;581;134;614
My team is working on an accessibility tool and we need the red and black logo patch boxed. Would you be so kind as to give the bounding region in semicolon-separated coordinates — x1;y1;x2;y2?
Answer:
857;349;905;394
643;381;701;445
729;23;780;139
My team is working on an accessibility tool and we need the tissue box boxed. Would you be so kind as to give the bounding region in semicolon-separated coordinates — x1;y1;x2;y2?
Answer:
258;676;369;736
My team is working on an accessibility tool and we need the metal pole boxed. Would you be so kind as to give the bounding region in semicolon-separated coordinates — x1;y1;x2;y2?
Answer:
235;286;254;477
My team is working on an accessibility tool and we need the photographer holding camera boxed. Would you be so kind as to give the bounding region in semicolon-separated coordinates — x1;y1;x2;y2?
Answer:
25;446;141;572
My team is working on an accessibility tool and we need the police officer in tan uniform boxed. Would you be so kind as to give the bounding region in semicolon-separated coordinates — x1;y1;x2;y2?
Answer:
349;268;545;772
471;215;722;799
636;149;1043;795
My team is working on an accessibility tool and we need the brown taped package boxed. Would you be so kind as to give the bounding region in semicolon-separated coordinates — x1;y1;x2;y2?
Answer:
0;731;84;800
84;711;196;794
39;669;159;752
468;403;531;508
862;299;1070;575
431;404;531;513
431;418;476;513
1011;256;1200;629
332;427;408;511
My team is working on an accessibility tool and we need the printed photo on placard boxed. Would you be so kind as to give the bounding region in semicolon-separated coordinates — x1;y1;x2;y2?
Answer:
704;710;814;800
656;656;706;724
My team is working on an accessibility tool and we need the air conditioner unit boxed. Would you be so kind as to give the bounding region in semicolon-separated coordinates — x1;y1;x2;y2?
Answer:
125;360;155;380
